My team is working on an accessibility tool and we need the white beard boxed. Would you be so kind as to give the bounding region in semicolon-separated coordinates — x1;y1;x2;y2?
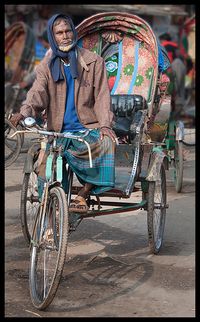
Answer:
58;43;74;52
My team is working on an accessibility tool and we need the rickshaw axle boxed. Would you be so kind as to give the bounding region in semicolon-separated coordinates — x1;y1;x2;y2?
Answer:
80;199;147;218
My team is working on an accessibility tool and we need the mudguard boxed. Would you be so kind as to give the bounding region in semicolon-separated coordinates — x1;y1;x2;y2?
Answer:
146;146;168;181
23;142;41;174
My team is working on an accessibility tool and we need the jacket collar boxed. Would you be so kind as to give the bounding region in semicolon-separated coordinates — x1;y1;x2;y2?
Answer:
77;46;97;72
45;46;97;74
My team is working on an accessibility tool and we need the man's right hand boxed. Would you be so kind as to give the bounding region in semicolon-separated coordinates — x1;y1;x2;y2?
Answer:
9;113;24;128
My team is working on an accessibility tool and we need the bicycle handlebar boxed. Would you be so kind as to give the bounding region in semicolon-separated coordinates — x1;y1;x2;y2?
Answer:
10;125;93;168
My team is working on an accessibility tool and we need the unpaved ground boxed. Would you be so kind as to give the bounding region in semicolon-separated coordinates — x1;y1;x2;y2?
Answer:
5;145;195;317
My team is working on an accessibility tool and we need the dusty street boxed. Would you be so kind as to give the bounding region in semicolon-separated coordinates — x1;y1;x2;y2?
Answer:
5;143;195;317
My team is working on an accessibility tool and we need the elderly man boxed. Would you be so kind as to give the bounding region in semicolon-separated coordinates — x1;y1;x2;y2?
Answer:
10;13;117;213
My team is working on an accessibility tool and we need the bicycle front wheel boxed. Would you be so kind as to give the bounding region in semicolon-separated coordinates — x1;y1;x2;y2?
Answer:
29;186;68;310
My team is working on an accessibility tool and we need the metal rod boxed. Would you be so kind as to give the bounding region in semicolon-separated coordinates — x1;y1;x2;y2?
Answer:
90;200;145;207
80;200;147;218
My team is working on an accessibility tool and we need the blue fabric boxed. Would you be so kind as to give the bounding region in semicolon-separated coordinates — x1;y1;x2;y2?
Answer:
35;40;47;62
62;65;85;132
35;116;43;126
158;42;171;72
47;14;78;82
111;41;123;95
160;45;171;71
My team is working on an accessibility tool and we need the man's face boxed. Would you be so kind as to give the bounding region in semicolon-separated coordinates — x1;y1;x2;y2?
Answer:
53;20;74;51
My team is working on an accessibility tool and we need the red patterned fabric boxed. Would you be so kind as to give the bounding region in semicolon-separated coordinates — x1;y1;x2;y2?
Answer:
77;12;158;105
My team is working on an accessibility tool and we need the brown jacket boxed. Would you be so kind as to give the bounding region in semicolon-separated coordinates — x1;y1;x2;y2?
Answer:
20;47;114;132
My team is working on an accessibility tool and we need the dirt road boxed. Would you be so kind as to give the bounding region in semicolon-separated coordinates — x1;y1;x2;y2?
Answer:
5;145;195;317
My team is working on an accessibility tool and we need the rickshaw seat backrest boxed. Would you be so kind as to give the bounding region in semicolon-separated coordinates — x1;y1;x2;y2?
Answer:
111;94;147;138
111;94;147;116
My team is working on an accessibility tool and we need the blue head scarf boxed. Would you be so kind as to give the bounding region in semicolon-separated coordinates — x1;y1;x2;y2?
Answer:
47;14;78;82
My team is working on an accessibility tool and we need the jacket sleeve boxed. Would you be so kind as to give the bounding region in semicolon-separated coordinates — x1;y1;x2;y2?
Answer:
93;56;114;128
20;60;50;118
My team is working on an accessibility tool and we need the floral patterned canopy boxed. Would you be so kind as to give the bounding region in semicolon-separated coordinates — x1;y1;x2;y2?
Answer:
77;12;159;106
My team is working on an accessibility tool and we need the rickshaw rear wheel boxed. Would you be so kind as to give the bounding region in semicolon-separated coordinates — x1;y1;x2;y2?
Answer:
147;163;166;254
174;140;183;193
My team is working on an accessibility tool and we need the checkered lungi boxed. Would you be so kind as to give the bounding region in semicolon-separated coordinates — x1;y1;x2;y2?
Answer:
37;129;115;197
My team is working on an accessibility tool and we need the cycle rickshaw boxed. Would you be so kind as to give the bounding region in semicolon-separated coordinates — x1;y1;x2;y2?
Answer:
9;12;184;310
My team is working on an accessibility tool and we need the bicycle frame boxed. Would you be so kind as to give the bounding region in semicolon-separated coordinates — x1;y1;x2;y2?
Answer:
10;122;94;237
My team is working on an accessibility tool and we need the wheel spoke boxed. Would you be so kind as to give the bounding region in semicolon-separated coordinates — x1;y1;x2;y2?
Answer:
147;164;166;254
29;187;68;309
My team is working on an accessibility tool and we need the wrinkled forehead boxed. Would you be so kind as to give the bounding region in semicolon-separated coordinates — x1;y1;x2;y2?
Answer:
53;18;71;29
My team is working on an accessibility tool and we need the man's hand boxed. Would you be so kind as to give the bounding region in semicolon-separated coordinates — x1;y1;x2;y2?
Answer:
9;113;24;128
100;126;119;144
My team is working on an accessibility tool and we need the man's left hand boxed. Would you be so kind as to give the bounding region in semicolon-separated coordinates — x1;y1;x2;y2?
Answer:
100;127;118;144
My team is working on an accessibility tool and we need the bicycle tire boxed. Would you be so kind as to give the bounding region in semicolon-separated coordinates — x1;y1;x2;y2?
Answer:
182;140;195;147
29;186;69;310
174;141;183;193
147;164;167;254
182;127;195;147
4;121;25;150
5;118;22;168
20;171;40;246
5;133;25;152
